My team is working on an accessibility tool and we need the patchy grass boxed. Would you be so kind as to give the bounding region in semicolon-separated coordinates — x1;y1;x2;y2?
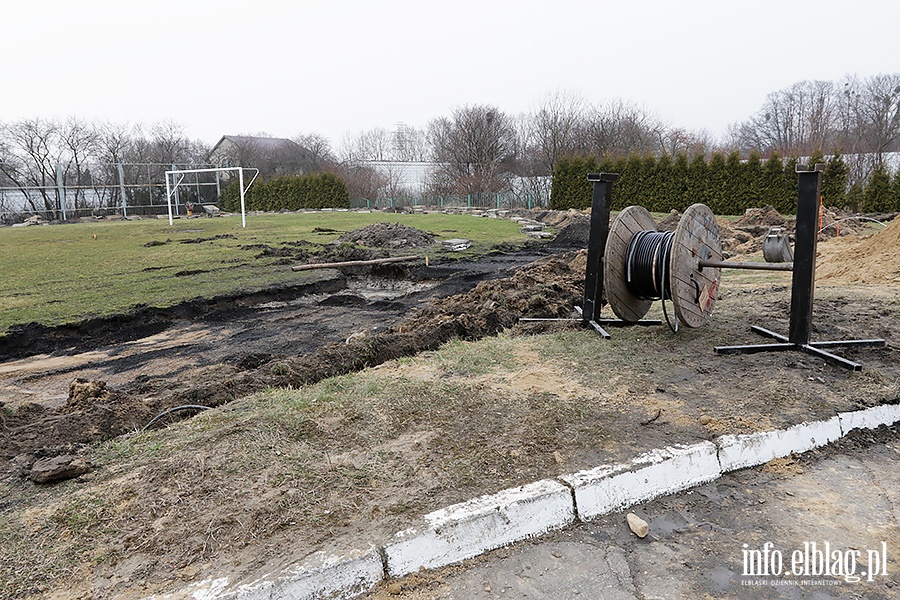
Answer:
3;284;897;598
0;212;530;332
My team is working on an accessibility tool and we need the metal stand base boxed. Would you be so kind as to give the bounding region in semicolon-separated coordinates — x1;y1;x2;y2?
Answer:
575;306;662;339
715;326;885;371
518;307;662;340
715;166;887;371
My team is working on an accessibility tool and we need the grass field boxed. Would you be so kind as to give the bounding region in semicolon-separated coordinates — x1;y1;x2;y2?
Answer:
0;212;531;332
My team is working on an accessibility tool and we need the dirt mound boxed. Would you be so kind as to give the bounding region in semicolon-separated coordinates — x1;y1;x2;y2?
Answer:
1;379;155;462
736;205;789;227
549;212;592;247
818;208;881;237
816;217;900;285
338;222;435;248
272;251;585;387
65;378;112;411
658;210;682;231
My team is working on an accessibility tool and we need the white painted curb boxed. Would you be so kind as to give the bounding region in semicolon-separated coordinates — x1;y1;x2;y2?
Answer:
383;478;575;577
839;403;900;433
159;405;898;600
558;442;721;521
177;548;383;600
716;416;843;472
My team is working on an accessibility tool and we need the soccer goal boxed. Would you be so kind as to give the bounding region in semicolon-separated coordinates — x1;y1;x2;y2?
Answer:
165;166;259;228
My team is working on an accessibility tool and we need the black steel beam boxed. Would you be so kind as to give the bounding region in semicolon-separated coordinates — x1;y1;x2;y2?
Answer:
799;344;862;371
808;339;886;349
714;342;796;355
788;165;823;344
582;173;619;323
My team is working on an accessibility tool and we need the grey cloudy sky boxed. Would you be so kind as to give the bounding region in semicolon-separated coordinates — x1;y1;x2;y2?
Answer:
3;0;898;148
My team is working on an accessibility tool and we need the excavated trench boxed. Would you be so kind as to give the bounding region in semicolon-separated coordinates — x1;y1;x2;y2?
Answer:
0;246;586;466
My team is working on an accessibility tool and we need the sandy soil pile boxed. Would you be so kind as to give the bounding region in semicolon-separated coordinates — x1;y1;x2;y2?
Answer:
816;217;900;285
338;222;435;248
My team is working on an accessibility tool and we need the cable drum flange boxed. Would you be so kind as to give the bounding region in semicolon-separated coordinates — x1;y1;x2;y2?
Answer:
670;203;723;328
604;206;658;322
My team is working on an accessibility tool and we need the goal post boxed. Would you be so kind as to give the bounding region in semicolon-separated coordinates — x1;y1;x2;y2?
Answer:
165;167;259;228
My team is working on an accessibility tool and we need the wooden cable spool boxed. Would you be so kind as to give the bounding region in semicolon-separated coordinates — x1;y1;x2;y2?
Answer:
670;203;722;328
604;203;723;328
604;205;657;322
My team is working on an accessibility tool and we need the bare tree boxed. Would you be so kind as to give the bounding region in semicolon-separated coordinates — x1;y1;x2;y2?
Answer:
0;118;62;214
525;90;589;174
150;120;193;164
658;127;712;158
390;122;429;162
858;73;900;166
585;100;665;157
337;163;389;203
339;127;392;163
294;132;336;171
734;80;837;155
59;117;99;209
427;104;517;195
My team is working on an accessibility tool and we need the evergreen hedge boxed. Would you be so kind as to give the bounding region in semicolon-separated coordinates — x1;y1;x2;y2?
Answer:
219;172;350;212
550;153;862;214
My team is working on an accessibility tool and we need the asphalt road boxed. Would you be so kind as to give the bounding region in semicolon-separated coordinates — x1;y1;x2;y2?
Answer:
367;424;899;599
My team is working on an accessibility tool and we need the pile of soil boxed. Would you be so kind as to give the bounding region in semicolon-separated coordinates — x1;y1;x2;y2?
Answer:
819;207;880;237
270;251;586;387
717;220;765;256
548;211;592;247
245;241;390;267
658;210;682;231
338;222;435;248
736;205;789;228
816;217;900;285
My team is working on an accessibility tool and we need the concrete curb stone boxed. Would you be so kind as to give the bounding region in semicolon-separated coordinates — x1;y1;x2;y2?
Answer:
383;478;575;577
164;406;899;600
558;442;721;521
716;416;843;472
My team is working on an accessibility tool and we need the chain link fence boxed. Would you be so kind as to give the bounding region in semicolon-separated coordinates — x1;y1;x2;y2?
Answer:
0;162;222;224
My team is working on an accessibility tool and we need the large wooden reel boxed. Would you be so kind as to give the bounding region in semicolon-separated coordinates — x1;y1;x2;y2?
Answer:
670;203;723;328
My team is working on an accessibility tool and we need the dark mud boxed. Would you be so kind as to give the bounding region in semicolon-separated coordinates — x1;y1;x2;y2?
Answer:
0;247;576;463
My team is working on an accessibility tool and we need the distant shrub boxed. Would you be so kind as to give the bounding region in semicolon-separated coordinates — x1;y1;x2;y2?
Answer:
220;172;350;212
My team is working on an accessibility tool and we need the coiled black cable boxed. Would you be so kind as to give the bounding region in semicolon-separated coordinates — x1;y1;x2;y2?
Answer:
625;230;679;332
625;230;674;300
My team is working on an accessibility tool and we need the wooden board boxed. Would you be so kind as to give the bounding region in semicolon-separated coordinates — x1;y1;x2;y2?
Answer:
670;203;722;328
604;206;657;322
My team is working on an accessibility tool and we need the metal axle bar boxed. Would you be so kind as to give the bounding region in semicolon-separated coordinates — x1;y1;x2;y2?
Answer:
698;259;793;271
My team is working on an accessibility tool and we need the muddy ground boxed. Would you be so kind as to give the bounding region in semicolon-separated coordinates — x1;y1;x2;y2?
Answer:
0;210;898;599
0;246;559;463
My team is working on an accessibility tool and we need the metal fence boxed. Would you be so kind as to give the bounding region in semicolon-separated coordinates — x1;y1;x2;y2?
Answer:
0;162;554;224
0;162;222;224
350;191;550;211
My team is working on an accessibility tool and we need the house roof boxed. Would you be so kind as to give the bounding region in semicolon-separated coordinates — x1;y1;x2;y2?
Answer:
209;135;301;156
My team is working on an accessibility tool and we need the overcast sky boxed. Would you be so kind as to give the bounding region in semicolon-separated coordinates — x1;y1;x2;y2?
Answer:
3;1;898;149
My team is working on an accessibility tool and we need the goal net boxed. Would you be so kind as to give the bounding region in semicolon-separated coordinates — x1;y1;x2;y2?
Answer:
165;167;259;228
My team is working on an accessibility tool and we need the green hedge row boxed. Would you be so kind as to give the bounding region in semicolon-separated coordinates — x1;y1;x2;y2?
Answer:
220;172;350;212
551;152;899;214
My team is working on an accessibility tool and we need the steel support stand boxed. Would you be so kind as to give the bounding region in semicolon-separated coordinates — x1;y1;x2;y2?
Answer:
576;173;661;337
714;165;885;371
